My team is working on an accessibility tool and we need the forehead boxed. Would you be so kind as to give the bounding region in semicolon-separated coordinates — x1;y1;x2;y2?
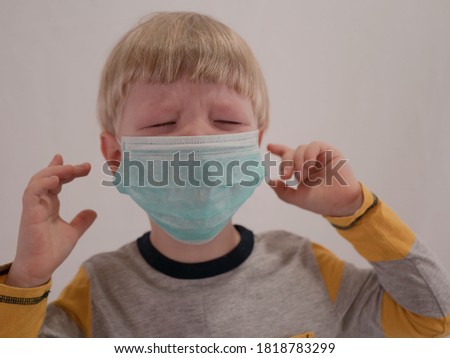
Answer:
124;81;253;111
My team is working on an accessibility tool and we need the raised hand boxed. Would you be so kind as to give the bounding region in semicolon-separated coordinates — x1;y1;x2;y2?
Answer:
267;141;363;217
6;154;97;288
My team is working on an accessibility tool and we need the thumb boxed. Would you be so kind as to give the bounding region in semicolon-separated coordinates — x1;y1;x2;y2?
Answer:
269;179;297;205
70;209;97;239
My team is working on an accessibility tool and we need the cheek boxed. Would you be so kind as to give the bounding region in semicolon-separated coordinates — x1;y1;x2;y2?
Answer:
114;118;123;136
251;117;259;129
249;112;259;129
246;102;258;129
116;115;138;136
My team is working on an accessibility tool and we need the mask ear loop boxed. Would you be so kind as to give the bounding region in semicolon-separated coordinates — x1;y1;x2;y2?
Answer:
115;135;125;159
107;136;123;177
115;135;121;147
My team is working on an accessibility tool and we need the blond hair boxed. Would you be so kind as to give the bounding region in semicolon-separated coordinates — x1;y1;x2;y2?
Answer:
97;12;269;134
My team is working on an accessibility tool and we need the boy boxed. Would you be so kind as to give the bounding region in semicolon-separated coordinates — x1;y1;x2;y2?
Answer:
1;12;449;337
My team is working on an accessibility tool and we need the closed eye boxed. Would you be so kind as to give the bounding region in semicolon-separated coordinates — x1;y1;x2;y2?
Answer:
214;120;242;125
147;121;176;128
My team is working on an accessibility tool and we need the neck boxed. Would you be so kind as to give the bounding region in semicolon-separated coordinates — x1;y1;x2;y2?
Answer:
148;219;240;263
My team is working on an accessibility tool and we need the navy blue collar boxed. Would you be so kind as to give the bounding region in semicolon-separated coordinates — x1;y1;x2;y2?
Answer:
136;225;254;279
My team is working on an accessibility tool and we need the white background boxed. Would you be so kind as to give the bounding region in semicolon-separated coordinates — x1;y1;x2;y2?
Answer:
1;337;450;357
1;0;449;298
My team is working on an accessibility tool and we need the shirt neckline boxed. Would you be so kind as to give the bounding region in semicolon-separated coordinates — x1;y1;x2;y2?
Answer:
136;225;254;280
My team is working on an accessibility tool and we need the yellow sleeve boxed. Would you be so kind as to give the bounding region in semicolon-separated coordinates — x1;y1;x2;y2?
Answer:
324;183;415;262
0;264;51;337
381;292;450;337
325;183;450;337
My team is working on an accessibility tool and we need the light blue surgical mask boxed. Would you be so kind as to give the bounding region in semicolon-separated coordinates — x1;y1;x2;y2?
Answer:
114;130;264;244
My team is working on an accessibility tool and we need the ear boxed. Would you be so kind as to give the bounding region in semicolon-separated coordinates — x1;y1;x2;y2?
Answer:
100;131;121;164
258;129;265;146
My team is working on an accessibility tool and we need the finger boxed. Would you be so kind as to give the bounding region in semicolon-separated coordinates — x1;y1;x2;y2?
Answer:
294;142;329;183
303;141;329;164
304;141;344;167
267;143;293;157
57;162;91;186
48;154;63;167
70;209;97;240
268;179;298;205
267;143;295;179
50;163;93;195
22;176;60;205
31;163;91;183
292;145;308;180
